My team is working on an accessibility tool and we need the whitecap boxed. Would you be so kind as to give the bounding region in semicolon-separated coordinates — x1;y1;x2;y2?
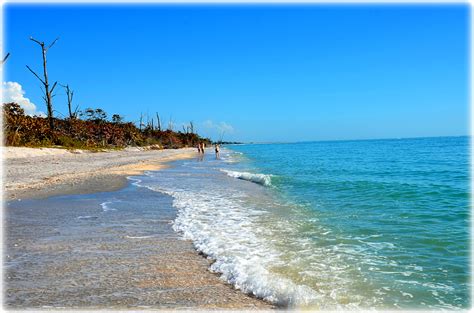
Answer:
125;235;158;239
220;169;272;186
100;201;117;212
76;215;98;220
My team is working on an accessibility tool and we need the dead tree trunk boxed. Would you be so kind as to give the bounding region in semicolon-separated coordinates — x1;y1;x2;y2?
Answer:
26;37;59;130
168;116;174;131
156;113;161;131
61;84;76;119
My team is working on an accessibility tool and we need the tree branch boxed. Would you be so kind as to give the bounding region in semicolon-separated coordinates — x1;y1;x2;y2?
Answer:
53;110;65;118
2;52;10;64
48;37;59;50
26;65;46;85
50;81;58;93
30;37;44;46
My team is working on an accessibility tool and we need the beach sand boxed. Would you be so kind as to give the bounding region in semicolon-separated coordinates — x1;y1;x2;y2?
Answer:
4;147;274;309
4;146;195;200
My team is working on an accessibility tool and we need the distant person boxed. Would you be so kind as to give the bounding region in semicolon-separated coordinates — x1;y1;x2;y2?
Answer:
215;143;220;159
197;142;204;161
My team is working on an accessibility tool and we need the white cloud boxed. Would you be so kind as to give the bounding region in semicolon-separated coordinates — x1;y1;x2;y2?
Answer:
2;81;45;116
203;120;234;134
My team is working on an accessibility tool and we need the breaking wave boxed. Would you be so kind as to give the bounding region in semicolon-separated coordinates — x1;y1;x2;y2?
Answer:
221;169;272;186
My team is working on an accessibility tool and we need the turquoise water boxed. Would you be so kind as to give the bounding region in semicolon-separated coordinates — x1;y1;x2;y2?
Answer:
135;136;470;309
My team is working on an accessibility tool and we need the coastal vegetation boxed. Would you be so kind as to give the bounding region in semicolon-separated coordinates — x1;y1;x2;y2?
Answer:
3;102;210;149
2;37;211;149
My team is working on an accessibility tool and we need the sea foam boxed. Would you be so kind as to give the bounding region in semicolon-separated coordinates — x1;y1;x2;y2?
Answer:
221;169;272;186
100;201;117;212
144;184;321;306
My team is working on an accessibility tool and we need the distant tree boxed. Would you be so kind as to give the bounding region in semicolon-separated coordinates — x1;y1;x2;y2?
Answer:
26;36;59;130
82;108;95;120
168;116;174;131
81;107;108;123
60;83;79;119
112;114;124;124
94;108;107;122
139;112;144;131
156;112;161;131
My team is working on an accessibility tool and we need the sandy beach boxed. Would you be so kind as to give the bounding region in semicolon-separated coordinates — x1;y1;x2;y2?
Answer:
4;147;273;309
4;146;196;200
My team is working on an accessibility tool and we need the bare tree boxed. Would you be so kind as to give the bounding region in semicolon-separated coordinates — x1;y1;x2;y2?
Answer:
60;83;78;119
139;113;143;131
167;116;174;131
2;52;10;64
156;113;161;131
26;37;59;130
189;121;194;134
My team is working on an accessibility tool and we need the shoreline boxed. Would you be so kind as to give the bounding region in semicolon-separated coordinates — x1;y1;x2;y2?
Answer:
4;146;196;200
4;146;274;309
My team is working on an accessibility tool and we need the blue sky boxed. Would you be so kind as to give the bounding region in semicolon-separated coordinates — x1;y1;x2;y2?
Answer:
3;4;470;142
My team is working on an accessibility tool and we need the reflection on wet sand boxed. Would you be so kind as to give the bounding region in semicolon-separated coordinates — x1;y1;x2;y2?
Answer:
5;183;272;309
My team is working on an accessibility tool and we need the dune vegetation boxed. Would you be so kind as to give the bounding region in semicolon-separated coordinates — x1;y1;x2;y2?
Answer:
3;102;210;149
2;36;211;150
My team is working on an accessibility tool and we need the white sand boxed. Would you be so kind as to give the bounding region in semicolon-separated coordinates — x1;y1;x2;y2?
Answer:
4;146;198;198
4;146;83;158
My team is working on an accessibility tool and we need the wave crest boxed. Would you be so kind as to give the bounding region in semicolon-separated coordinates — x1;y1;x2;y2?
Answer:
221;169;272;186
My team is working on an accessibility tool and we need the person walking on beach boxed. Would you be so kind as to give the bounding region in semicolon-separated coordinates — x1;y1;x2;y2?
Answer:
215;143;220;159
197;142;204;161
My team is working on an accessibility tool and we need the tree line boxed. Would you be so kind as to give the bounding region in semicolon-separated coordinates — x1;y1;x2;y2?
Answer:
3;37;211;149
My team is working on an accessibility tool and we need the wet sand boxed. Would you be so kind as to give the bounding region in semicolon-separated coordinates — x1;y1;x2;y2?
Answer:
4;147;274;309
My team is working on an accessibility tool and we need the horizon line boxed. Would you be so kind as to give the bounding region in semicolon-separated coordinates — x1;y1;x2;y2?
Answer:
229;134;469;145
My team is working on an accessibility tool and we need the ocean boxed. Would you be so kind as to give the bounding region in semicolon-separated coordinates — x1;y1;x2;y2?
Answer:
7;136;469;309
133;136;470;309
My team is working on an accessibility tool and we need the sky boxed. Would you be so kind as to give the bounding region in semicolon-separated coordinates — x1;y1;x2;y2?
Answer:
3;4;470;142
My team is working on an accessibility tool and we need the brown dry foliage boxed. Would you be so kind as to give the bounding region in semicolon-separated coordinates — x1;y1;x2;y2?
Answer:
3;103;210;149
